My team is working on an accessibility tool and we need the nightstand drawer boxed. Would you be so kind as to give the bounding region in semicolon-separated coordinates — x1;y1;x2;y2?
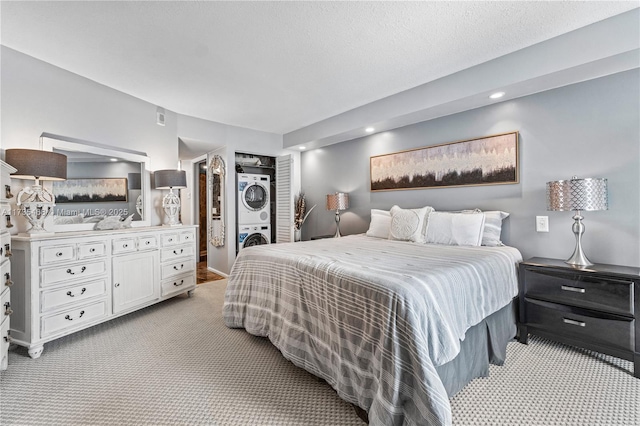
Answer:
524;267;634;316
525;299;634;352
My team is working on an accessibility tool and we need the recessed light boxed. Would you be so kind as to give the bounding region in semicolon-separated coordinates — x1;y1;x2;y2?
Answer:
110;158;118;162
299;146;306;150
489;92;505;99
365;127;375;133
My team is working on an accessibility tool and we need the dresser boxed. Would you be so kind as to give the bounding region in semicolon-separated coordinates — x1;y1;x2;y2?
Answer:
10;225;197;359
518;257;639;378
1;160;17;371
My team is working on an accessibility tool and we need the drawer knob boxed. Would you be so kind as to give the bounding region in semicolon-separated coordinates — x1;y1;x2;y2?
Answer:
168;238;173;242
173;264;184;271
66;288;86;298
90;248;96;253
66;266;87;275
56;252;63;257
173;279;184;287
563;318;586;327
4;244;10;258
114;283;120;288
145;241;150;245
123;244;128;248
3;335;12;343
561;285;586;294
4;273;12;287
5;215;13;228
4;302;12;316
5;185;13;199
173;249;184;255
64;310;85;321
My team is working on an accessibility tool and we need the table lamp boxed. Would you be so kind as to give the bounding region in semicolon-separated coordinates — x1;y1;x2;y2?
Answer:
5;149;67;235
546;176;608;266
154;169;187;226
326;192;349;238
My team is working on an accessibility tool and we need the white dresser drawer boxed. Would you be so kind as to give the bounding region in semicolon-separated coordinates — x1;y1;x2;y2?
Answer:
41;300;107;338
41;245;75;265
1;261;11;290
1;313;9;370
1;287;11;319
179;230;195;244
161;258;196;280
41;260;107;287
41;279;107;312
112;238;136;254
138;236;158;251
78;242;106;259
160;244;195;262
161;273;195;298
161;233;180;247
0;232;11;261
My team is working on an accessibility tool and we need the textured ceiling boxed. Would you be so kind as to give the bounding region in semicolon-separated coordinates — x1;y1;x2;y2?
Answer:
1;1;638;134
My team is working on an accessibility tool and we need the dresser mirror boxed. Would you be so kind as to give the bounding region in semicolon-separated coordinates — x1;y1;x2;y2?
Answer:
40;133;152;232
208;154;225;247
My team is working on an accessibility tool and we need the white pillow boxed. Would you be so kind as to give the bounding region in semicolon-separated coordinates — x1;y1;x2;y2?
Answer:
389;205;434;243
366;209;391;239
53;214;84;224
425;211;485;246
480;210;509;246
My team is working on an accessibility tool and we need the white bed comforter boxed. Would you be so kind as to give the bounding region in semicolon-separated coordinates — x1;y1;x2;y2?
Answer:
224;235;522;425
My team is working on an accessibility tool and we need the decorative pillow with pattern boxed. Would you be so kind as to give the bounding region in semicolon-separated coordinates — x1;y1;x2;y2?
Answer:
365;209;391;239
389;205;434;243
461;209;510;246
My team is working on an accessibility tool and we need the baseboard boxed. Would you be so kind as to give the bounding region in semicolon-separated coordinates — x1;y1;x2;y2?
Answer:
207;266;228;278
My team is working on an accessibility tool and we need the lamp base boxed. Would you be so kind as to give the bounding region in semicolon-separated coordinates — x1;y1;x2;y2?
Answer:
162;189;182;226
17;184;56;235
565;212;593;267
333;210;342;238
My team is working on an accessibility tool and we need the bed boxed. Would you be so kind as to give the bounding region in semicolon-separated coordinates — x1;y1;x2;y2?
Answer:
224;234;522;425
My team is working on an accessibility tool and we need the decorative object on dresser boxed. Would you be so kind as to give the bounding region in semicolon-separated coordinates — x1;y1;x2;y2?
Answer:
1;160;17;371
154;169;187;226
325;192;349;238
9;225;197;359
4;149;67;235
546;176;608;266
518;257;639;378
127;172;143;219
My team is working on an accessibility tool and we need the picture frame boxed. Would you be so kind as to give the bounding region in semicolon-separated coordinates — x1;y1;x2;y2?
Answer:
370;131;519;191
53;178;128;203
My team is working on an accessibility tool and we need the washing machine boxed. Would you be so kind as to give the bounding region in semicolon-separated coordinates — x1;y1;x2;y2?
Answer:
238;173;270;225
238;224;271;250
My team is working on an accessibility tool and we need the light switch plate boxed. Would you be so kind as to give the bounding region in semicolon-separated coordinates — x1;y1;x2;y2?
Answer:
536;216;549;232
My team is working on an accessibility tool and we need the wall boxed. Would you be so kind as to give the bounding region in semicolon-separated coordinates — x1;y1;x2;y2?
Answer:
301;70;640;267
0;46;178;227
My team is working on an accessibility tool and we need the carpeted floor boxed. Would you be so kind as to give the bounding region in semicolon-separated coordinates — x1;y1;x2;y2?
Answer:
1;280;638;425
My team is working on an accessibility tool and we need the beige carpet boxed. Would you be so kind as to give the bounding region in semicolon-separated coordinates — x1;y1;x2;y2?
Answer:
1;280;638;425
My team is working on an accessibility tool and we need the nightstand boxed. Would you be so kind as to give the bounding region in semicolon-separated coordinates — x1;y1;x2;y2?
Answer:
518;257;639;378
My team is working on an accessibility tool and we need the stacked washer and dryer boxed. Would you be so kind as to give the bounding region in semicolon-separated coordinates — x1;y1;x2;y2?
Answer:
237;173;271;250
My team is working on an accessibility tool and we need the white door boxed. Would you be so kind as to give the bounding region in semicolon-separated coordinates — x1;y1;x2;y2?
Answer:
112;251;159;314
275;154;293;243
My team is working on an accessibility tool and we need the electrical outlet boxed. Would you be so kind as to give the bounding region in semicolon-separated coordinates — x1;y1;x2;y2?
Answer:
536;216;549;232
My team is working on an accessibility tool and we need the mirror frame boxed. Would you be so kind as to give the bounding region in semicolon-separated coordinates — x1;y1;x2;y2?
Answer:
40;133;152;232
208;154;225;247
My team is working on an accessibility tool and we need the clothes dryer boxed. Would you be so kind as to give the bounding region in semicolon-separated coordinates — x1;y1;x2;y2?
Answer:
238;224;271;250
238;173;270;225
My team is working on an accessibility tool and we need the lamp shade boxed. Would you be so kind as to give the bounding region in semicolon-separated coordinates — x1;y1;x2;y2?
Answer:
326;192;349;211
154;169;187;189
546;177;608;212
5;149;67;181
128;172;141;190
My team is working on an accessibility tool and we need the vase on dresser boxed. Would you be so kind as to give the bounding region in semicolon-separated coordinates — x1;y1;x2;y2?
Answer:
294;229;302;242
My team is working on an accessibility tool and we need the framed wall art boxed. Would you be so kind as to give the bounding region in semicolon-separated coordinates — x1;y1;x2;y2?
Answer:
53;178;128;203
370;131;519;191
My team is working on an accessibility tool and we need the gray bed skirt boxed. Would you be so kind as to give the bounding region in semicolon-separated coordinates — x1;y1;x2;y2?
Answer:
353;299;516;423
435;298;517;397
